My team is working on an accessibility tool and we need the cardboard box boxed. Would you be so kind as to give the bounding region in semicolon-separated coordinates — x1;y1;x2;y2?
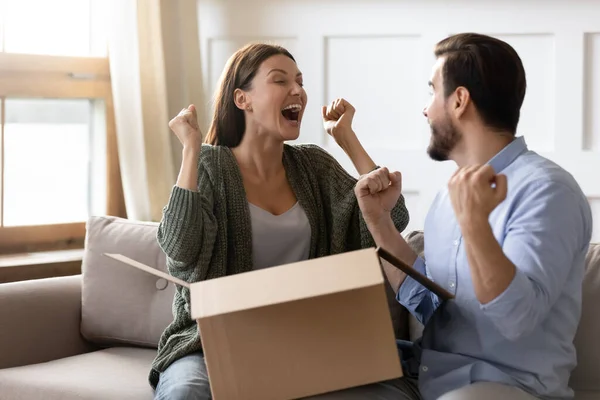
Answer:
105;248;402;399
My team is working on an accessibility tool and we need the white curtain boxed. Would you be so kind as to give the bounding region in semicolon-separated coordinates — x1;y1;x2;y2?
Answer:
106;0;206;221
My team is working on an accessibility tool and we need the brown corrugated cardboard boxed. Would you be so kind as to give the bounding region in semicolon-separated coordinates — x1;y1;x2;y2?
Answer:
105;248;402;399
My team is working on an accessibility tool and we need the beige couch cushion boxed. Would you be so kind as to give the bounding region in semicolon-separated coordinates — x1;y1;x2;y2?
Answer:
570;242;600;394
0;347;155;400
0;275;93;369
81;216;411;345
81;216;175;348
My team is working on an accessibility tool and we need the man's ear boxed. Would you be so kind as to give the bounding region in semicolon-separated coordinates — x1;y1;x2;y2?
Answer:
234;88;251;111
453;87;470;119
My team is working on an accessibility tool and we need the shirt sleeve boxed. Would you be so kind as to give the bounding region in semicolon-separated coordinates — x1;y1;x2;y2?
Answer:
480;180;591;341
397;256;441;326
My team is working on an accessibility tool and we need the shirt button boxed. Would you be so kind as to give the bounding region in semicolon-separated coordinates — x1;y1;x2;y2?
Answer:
422;366;428;372
453;240;459;246
450;282;455;288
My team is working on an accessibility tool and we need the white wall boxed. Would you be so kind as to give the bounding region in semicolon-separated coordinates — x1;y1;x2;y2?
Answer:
196;0;600;241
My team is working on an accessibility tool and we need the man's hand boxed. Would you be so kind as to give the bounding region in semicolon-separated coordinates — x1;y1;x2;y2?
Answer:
448;165;516;308
448;164;507;228
355;167;403;228
356;167;416;294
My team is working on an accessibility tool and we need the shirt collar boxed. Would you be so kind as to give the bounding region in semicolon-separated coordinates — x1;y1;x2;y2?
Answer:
487;136;528;173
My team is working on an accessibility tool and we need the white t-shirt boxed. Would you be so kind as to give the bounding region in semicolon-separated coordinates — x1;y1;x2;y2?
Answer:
248;201;311;270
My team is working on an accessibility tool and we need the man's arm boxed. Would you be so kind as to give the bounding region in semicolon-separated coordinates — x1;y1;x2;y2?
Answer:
452;167;591;341
355;169;441;325
372;219;440;325
370;219;416;290
460;218;516;305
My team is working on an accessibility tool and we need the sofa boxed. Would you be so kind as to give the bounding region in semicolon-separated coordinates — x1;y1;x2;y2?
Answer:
0;215;598;399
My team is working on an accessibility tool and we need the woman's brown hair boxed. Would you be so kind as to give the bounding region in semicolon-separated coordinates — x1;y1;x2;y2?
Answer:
204;43;295;147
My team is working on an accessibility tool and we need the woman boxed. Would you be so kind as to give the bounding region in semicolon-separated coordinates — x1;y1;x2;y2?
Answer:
152;43;411;399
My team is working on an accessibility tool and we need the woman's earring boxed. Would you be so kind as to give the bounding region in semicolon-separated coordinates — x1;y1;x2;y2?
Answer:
246;106;252;111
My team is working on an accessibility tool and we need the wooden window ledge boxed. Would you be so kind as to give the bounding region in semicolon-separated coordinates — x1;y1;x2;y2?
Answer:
0;249;84;284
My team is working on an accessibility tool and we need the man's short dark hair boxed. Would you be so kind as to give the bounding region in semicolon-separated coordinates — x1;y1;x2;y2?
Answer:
435;33;527;135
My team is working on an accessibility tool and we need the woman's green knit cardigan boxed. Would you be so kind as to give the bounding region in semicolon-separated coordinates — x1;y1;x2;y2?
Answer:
149;143;410;388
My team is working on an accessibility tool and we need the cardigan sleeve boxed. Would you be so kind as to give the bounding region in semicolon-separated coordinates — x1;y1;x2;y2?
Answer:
301;144;410;253
156;148;218;269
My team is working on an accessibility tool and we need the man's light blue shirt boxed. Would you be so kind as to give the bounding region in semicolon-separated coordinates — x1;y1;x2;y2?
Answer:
398;136;593;399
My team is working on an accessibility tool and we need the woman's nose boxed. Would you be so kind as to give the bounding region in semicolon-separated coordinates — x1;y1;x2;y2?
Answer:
291;82;302;95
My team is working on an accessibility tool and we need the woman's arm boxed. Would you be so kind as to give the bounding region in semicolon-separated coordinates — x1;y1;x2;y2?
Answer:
156;106;218;269
176;146;200;190
299;144;409;252
156;149;218;267
321;98;409;239
322;98;376;176
336;130;378;176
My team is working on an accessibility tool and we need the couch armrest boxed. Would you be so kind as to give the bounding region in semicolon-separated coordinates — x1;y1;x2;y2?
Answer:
0;275;95;369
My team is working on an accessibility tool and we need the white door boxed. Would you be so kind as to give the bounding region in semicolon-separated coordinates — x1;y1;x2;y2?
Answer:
197;0;600;240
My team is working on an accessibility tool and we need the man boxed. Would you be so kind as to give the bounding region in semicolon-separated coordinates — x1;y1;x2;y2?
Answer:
355;33;593;399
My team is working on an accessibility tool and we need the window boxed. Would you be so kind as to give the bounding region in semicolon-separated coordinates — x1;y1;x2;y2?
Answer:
1;0;107;57
0;0;122;253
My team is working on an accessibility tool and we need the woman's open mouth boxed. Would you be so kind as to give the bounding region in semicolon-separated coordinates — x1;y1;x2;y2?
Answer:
281;104;302;123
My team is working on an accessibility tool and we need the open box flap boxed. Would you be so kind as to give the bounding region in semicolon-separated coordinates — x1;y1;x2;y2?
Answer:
376;247;455;301
103;253;190;288
190;248;384;319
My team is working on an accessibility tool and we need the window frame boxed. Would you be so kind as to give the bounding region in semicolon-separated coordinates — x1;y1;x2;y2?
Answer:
0;52;125;253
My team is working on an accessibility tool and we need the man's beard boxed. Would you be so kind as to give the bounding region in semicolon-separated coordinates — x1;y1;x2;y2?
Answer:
427;114;462;162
